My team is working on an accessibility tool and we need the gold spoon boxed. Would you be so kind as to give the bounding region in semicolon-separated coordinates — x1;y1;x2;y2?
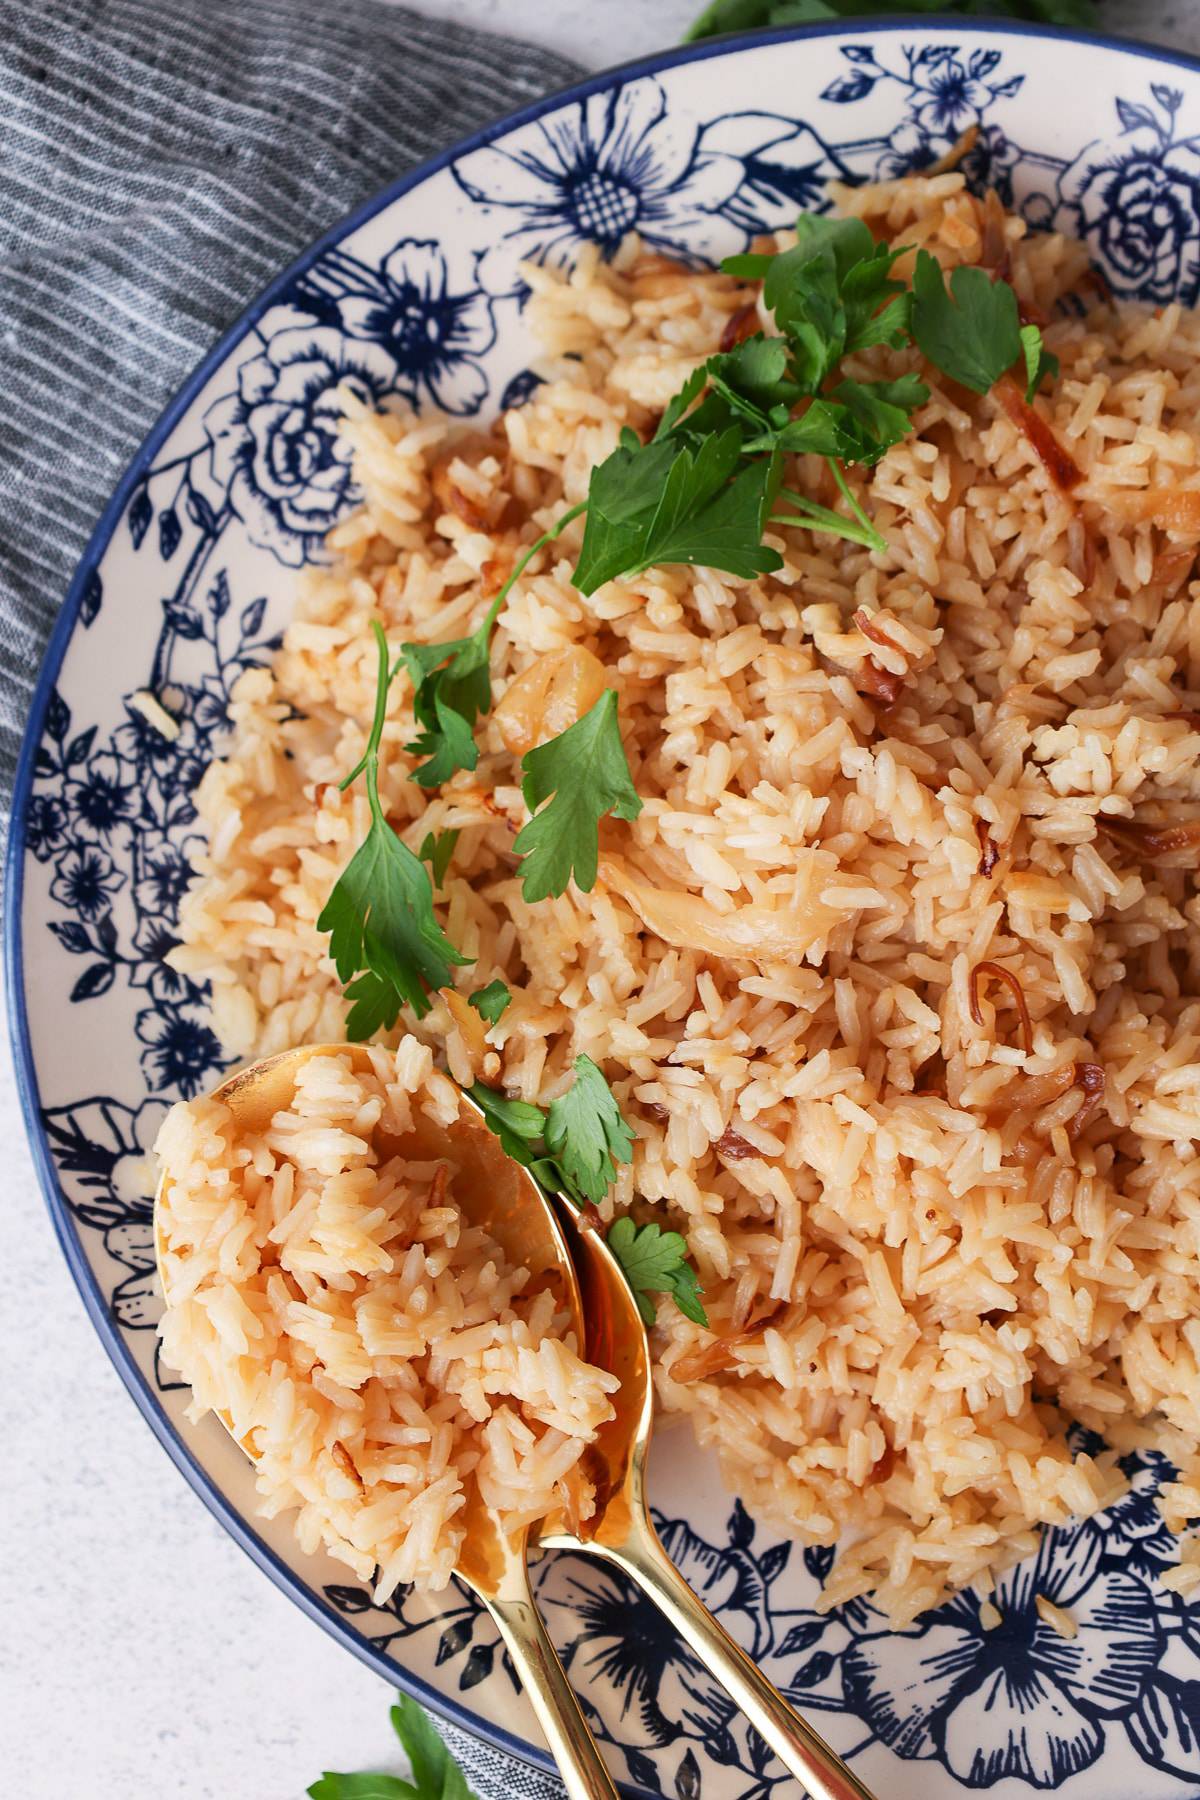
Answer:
155;1044;619;1800
539;1201;877;1800
156;1044;876;1800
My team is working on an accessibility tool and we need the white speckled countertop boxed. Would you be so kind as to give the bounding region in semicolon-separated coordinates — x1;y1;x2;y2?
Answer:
1;1;1192;1794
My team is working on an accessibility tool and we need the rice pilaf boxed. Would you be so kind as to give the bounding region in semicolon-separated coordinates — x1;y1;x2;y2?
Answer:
165;172;1200;1624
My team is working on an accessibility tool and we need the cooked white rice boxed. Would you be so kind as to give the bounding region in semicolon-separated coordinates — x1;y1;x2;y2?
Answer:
167;172;1200;1624
155;1043;618;1597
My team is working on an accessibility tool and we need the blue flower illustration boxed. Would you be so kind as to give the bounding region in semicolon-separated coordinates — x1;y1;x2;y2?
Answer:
911;59;993;137
50;843;125;920
843;1525;1163;1788
134;836;199;923
27;791;69;863
41;1094;167;1231
1059;89;1200;304
296;241;495;414
130;916;199;1007
548;1558;740;1753
135;1003;225;1097
453;79;749;293
65;749;135;844
203;326;399;567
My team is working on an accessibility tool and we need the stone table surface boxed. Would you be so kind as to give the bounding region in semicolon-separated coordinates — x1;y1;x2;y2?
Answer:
2;1;1196;1795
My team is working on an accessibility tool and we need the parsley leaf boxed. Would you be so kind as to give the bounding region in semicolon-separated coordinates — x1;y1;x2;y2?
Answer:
317;622;468;1035
545;1054;636;1205
468;1068;706;1325
606;1217;709;1328
308;1692;480;1800
419;828;459;888
910;250;1026;395
684;0;1098;39
401;499;587;786
1020;321;1060;402
514;689;643;901
468;979;511;1026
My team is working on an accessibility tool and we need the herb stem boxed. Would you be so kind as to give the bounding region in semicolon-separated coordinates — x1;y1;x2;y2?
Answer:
826;459;887;553
339;617;392;795
481;496;589;638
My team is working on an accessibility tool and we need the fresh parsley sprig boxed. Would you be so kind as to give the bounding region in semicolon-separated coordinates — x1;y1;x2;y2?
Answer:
317;621;469;1039
607;1217;708;1328
401;500;587;787
308;1692;478;1800
684;0;1098;36
514;688;643;900
468;1059;707;1327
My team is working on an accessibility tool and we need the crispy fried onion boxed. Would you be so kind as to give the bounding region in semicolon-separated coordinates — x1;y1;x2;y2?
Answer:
992;1060;1107;1149
1098;816;1200;862
430;432;509;529
1116;488;1200;537
493;645;608;757
969;960;1034;1057
669;1299;790;1384
994;378;1083;493
715;1126;759;1160
974;819;1001;878
851;608;908;708
600;855;846;968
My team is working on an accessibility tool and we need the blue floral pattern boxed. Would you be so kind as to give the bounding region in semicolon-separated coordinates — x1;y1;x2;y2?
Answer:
16;30;1200;1800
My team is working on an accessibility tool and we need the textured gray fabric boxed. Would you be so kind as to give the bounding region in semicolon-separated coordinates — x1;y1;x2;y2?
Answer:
0;0;581;830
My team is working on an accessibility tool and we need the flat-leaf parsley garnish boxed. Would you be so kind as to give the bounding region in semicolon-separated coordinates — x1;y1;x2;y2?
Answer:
308;1690;479;1800
467;978;511;1026
468;1059;705;1326
607;1217;709;1328
513;689;643;901
317;621;469;1038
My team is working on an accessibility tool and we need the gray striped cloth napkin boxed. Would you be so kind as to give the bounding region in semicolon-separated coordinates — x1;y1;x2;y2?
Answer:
0;0;575;1792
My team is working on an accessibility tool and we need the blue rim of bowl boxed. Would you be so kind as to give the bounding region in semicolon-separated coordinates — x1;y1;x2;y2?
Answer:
8;14;1200;1788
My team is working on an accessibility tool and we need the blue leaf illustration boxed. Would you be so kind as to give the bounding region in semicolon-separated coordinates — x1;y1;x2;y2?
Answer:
821;71;876;105
1127;1676;1200;1779
912;45;955;69
969;49;1002;79
81;568;103;626
1152;84;1184;115
803;1543;836;1582
65;726;97;767
459;1643;494;1689
48;920;92;954
992;76;1024;99
128;485;152;549
626;1749;660;1793
323;1583;374;1615
436;1617;473;1663
207;570;231;620
792;1650;835;1689
675;1747;701;1800
500;368;544;411
757;1540;791;1585
729;1497;755;1550
165;603;205;641
159;507;182;560
185;486;218;535
777;1619;824;1657
1117;97;1159;133
842;45;876;64
34;746;56;778
71;961;116;1002
240;595;267;639
95;910;119;953
46;690;69;742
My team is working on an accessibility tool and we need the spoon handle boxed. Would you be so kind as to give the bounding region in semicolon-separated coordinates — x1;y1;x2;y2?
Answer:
588;1520;877;1800
477;1584;620;1800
